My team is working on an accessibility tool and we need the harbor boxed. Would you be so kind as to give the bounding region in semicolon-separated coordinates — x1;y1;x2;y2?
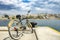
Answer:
0;0;60;40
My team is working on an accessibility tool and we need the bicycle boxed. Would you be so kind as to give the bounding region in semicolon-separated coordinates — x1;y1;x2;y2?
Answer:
8;11;37;40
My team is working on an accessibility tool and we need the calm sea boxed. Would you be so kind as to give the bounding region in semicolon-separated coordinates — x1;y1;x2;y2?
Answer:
0;20;10;26
0;19;60;31
23;19;60;32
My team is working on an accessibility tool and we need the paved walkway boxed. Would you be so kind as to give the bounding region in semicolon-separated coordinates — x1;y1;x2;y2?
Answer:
0;27;60;40
35;27;60;40
0;31;36;40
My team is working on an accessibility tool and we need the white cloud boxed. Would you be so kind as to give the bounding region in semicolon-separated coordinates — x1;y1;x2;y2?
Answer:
0;9;27;15
35;7;54;13
28;0;38;1
15;1;35;10
0;0;60;14
0;0;15;4
49;0;60;2
45;3;56;8
0;0;36;10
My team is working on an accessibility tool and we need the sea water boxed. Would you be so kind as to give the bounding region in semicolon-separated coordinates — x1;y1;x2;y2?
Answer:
0;19;60;31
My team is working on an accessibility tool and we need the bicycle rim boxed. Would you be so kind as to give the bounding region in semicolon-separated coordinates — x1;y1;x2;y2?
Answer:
8;20;23;40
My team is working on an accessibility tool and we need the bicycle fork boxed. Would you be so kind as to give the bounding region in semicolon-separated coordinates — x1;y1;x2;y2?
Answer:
14;27;18;37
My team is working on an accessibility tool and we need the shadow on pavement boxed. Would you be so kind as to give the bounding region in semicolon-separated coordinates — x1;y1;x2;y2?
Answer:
3;37;13;40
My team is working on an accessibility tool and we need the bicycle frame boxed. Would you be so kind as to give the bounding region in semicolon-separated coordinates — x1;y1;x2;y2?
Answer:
7;10;34;40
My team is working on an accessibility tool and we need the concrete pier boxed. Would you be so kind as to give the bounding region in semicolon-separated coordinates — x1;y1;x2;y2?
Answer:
35;27;60;40
0;27;60;40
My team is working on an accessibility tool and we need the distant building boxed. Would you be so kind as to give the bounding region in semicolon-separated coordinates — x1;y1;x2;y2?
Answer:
56;14;60;18
47;14;56;19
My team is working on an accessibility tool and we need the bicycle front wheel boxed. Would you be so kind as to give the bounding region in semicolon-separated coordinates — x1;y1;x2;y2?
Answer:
8;20;23;40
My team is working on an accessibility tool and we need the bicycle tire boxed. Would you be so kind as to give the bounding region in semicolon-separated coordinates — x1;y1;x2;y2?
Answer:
8;20;23;40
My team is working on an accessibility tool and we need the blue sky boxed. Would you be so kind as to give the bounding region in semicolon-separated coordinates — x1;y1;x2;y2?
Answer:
0;0;60;15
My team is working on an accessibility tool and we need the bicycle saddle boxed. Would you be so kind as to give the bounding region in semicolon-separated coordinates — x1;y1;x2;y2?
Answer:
30;22;37;28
